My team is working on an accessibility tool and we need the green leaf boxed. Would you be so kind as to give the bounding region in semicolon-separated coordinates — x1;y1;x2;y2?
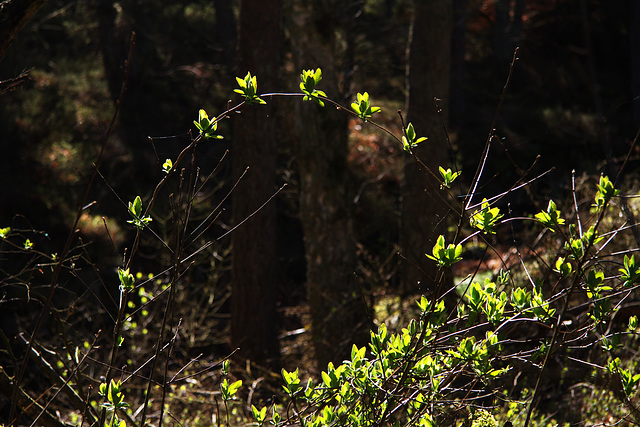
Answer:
351;92;381;122
281;368;301;395
162;158;173;173
620;254;640;287
118;267;135;291
593;175;619;208
535;199;565;232
402;122;427;151
194;109;223;140
426;235;463;268
252;405;267;423
417;295;430;313
300;68;326;107
554;256;573;277
321;362;342;389
130;196;141;217
221;378;242;400
470;199;503;234
271;404;281;424
350;344;366;364
0;227;10;238
321;370;332;388
235;72;266;104
438;166;461;189
127;196;152;229
228;379;242;394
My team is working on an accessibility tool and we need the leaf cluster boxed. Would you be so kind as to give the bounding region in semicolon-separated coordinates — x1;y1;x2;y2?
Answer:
300;68;327;107
234;71;266;104
351;92;381;122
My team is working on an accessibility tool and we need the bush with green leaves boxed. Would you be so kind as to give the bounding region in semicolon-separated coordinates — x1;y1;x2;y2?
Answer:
195;68;640;426
2;62;640;427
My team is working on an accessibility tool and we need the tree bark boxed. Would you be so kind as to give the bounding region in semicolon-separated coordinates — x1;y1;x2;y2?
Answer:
230;0;282;369
213;0;237;63
287;0;369;370
493;0;511;62
96;0;126;101
450;0;468;126
401;0;453;297
632;1;640;129
0;0;48;63
493;0;524;63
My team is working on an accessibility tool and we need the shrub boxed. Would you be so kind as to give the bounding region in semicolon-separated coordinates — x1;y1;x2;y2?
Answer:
2;63;640;427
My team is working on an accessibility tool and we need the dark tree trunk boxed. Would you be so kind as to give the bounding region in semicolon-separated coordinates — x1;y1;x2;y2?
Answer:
287;0;369;370
96;0;127;101
632;0;640;129
0;0;48;63
230;0;282;369
400;0;453;297
493;0;524;63
450;0;468;126
512;0;525;48
493;0;511;62
95;0;157;129
213;0;237;63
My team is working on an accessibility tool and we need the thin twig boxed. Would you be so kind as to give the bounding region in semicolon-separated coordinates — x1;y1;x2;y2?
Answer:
10;31;136;427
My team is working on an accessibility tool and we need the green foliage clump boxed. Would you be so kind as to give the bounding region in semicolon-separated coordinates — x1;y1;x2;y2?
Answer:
300;68;327;106
4;62;640;427
426;235;462;267
471;410;498;427
193;108;224;140
470;199;503;234
351;91;381;122
403;122;428;151
234;71;266;105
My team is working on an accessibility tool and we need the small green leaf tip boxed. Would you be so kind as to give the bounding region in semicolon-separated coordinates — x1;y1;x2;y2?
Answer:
534;199;565;232
162;158;173;173
402;122;427;151
194;109;223;140
118;267;135;291
220;378;242;400
300;68;326;107
234;71;266;104
438;166;461;189
470;199;503;234
127;195;152;229
351;92;381;122
594;175;619;208
425;235;462;268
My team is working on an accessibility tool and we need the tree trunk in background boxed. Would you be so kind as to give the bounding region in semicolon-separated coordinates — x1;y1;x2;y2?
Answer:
287;0;369;370
230;0;282;369
512;0;525;49
632;1;640;129
493;0;524;63
493;0;510;62
0;0;48;63
400;0;453;296
97;0;127;101
213;0;237;63
450;0;468;126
